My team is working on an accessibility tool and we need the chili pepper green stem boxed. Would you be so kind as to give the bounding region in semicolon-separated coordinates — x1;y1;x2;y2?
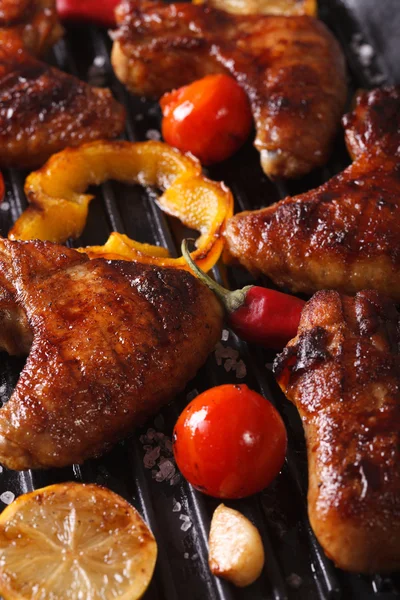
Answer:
181;239;252;314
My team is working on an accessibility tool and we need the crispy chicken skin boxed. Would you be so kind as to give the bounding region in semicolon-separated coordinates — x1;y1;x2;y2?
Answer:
111;0;346;179
225;151;400;299
274;290;400;573
225;88;400;300
0;32;126;169
343;85;400;160
0;0;63;56
0;239;222;470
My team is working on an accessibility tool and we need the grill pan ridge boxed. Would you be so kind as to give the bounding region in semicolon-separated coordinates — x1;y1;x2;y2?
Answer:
0;1;399;598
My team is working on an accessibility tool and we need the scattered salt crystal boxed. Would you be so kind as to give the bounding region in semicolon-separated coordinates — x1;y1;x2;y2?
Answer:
155;459;175;482
0;202;9;212
146;428;156;441
0;466;3;474
143;446;160;469
146;129;161;141
235;360;247;379
221;329;229;342
357;43;374;67
169;473;181;486
286;573;303;589
94;56;106;68
180;514;191;522
179;514;192;532
172;499;181;512
164;439;173;453
224;358;234;372
186;389;198;402
184;552;189;559
191;553;198;560
0;491;14;505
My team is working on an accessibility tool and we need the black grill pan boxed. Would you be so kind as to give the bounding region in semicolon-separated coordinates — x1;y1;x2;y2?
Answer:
0;1;399;599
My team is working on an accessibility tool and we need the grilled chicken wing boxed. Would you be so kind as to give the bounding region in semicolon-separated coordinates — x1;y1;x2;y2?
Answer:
225;87;400;300
343;85;400;159
0;239;222;470
0;0;63;55
274;290;400;573
111;0;346;179
0;31;126;169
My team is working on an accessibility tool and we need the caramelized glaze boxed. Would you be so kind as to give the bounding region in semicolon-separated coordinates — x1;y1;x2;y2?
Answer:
0;31;126;168
0;239;222;470
225;87;400;300
343;85;400;159
0;0;63;56
274;290;400;573
111;0;346;179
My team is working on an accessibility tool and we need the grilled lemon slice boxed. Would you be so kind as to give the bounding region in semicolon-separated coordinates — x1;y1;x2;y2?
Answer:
0;482;157;600
193;0;317;16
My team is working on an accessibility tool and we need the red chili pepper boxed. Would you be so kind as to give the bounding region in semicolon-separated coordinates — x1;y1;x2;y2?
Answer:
181;239;305;349
56;0;119;27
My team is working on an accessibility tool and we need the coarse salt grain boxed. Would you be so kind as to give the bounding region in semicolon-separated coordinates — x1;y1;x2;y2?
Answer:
146;129;161;141
0;491;14;504
143;446;161;469
172;499;181;512
221;329;229;342
179;514;192;532
224;358;234;372
94;56;106;67
235;359;247;379
287;573;303;589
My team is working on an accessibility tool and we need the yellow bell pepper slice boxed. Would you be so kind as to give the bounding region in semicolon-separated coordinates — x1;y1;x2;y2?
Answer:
9;140;234;272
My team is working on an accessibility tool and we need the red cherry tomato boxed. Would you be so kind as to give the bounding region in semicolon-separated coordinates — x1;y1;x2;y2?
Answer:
173;384;287;499
0;173;4;205
160;74;253;165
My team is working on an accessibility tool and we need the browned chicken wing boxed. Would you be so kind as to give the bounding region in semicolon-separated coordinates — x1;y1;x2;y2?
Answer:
0;0;63;55
343;85;400;159
111;0;346;179
225;87;400;300
274;290;400;573
0;31;126;169
0;239;222;470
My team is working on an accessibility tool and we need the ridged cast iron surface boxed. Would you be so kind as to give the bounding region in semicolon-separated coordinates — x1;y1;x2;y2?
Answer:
0;1;399;599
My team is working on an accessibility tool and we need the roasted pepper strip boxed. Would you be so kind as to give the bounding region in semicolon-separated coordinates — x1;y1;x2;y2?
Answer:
9;141;233;271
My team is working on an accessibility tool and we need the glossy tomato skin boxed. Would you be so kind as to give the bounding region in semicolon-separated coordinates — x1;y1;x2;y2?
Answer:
160;74;253;165
173;384;287;499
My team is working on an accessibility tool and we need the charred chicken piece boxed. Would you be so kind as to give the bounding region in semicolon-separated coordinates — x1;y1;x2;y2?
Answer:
111;0;346;179
343;85;400;160
225;151;400;300
0;239;222;470
225;86;400;300
0;31;126;169
274;290;400;573
0;0;63;56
